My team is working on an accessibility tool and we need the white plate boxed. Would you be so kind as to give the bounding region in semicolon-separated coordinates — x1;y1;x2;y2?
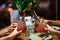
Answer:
29;33;52;40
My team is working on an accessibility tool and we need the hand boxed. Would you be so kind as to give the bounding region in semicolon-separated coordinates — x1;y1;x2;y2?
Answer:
0;23;19;37
9;27;22;37
8;23;18;33
8;27;22;40
44;24;60;33
0;27;22;40
8;21;27;34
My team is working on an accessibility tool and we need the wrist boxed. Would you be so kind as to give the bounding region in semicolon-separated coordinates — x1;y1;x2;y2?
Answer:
8;32;18;37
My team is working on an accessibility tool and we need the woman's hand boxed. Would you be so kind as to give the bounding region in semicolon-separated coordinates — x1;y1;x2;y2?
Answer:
0;27;22;40
9;27;22;37
0;22;25;40
0;23;21;37
8;23;18;32
44;24;60;34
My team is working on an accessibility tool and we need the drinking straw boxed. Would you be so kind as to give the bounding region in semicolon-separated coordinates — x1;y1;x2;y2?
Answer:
33;10;40;22
33;10;45;23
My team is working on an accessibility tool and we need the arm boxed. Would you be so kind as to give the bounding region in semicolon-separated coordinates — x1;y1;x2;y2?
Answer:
0;35;14;40
0;27;9;37
46;20;60;26
0;27;22;40
0;23;18;37
0;31;18;40
45;24;60;34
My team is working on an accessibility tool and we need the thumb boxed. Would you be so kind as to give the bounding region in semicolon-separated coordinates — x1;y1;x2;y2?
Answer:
13;27;17;31
44;28;49;30
19;30;22;33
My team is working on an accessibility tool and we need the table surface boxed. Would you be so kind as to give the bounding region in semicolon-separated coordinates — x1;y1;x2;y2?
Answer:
16;33;52;40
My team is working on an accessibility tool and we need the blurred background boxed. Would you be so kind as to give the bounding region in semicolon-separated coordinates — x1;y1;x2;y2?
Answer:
0;0;58;28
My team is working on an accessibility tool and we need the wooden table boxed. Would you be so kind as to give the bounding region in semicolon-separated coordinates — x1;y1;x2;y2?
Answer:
15;33;52;40
50;32;60;40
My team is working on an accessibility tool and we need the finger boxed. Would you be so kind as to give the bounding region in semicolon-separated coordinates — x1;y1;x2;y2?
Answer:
12;23;18;26
9;25;16;29
14;27;17;30
12;25;17;27
10;28;16;30
44;20;48;23
9;23;18;28
44;28;49;30
18;30;22;33
9;27;17;32
12;24;18;28
10;23;17;25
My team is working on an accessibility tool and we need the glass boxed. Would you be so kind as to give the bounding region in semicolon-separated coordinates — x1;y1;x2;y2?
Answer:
35;18;49;34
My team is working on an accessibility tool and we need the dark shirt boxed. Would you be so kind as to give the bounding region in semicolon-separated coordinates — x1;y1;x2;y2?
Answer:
0;8;10;29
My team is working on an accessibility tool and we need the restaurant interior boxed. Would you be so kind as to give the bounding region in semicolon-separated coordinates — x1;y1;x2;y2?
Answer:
0;0;60;40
